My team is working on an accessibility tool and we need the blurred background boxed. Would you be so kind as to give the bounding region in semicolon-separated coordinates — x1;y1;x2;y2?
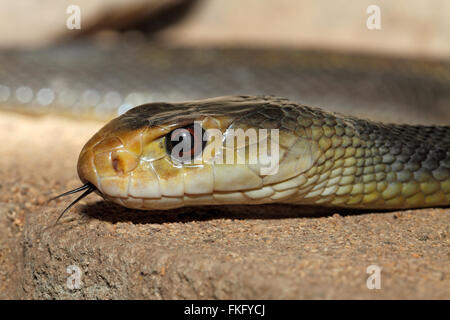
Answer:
0;0;449;124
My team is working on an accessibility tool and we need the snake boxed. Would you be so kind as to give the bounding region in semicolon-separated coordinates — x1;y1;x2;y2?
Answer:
52;95;450;220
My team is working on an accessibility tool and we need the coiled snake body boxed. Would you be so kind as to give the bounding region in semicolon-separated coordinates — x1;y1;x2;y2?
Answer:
75;95;450;211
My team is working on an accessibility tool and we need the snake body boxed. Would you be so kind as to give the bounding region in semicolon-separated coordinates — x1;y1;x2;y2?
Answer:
1;41;449;125
77;96;450;210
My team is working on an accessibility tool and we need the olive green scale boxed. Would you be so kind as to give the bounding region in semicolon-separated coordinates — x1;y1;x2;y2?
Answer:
242;96;450;208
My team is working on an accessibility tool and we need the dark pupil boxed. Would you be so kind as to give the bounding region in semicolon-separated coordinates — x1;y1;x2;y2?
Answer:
165;123;206;162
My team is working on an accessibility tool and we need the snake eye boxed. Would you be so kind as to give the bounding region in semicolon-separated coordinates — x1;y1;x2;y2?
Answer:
165;123;207;163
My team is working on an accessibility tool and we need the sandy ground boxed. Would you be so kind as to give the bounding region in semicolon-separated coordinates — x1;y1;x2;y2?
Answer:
0;111;448;299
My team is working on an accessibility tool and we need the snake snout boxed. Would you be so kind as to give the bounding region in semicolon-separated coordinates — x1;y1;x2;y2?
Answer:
77;133;142;199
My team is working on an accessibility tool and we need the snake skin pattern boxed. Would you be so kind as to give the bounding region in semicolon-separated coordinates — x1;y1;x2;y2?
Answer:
77;96;450;210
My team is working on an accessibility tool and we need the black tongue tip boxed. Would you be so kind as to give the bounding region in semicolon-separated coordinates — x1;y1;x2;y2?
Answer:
49;183;96;226
48;183;93;202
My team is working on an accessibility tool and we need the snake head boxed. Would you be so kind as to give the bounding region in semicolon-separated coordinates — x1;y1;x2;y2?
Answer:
77;96;320;210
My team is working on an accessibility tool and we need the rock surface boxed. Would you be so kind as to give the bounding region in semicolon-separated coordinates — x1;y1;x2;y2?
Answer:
0;112;449;299
23;203;450;299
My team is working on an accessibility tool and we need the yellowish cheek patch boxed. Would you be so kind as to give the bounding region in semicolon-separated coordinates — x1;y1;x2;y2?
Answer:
152;157;184;196
141;137;166;161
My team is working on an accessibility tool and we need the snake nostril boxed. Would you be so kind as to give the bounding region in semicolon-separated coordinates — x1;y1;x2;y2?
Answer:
110;150;139;175
112;156;121;174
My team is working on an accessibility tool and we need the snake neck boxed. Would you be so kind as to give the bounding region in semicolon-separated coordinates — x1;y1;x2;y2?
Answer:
281;114;450;208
